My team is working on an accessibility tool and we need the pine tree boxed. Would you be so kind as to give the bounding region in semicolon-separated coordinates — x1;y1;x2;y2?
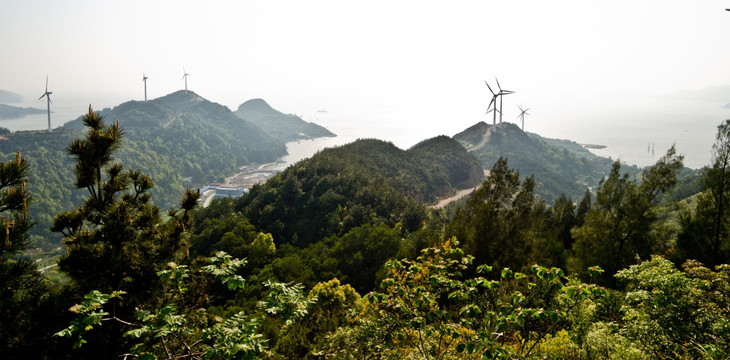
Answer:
51;107;198;357
0;151;46;357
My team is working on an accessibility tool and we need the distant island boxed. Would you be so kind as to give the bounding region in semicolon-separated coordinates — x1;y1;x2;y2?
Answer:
724;102;730;109
0;104;47;120
0;89;23;104
235;98;335;142
581;143;607;149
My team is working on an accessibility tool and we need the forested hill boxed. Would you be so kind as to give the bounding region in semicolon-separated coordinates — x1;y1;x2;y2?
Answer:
235;98;335;142
234;137;483;246
63;91;288;184
453;121;628;203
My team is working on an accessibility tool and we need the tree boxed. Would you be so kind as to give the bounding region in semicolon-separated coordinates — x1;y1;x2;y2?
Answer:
446;157;540;269
275;278;363;358
0;151;48;357
677;119;730;266
51;107;199;356
570;147;683;286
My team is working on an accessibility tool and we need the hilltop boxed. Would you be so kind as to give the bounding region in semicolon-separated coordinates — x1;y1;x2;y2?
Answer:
453;121;626;202
235;98;335;142
63;91;288;183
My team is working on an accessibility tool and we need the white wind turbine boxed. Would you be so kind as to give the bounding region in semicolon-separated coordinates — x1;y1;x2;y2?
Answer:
495;78;514;125
142;73;149;101
485;80;501;133
182;68;190;93
517;104;531;131
38;76;52;132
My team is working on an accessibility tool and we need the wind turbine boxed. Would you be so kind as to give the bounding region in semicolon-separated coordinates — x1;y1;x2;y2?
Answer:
182;68;190;93
516;104;530;131
485;80;500;133
495;78;514;125
142;73;148;101
38;76;52;133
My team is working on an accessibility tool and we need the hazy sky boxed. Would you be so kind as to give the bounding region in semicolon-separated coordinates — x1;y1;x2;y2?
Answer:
2;1;730;167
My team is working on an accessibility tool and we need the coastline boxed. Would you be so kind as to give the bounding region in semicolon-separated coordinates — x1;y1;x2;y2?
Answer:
222;136;340;189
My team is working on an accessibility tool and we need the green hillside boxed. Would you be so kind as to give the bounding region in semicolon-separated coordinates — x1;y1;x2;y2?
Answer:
235;98;335;142
234;137;483;247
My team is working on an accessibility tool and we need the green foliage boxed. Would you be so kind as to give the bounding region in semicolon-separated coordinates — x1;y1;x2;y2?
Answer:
202;251;246;290
54;290;126;349
258;280;315;326
56;251;314;359
323;239;606;359
328;223;402;293
275;278;363;358
615;256;730;358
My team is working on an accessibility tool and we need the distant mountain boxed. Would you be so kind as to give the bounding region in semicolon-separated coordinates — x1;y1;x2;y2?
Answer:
0;104;46;120
235;98;335;142
453;122;624;203
0;89;23;104
724;103;730;109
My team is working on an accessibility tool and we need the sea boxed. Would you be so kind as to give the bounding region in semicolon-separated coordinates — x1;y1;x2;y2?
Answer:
5;96;729;170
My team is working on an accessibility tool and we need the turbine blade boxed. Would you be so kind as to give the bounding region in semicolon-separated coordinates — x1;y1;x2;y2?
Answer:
38;94;45;100
45;75;48;91
495;77;502;91
484;80;495;95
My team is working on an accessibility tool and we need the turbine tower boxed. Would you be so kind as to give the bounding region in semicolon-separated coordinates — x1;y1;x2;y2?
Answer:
495;78;514;124
485;80;500;133
182;68;190;94
517;104;531;131
38;76;52;133
142;73;148;101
